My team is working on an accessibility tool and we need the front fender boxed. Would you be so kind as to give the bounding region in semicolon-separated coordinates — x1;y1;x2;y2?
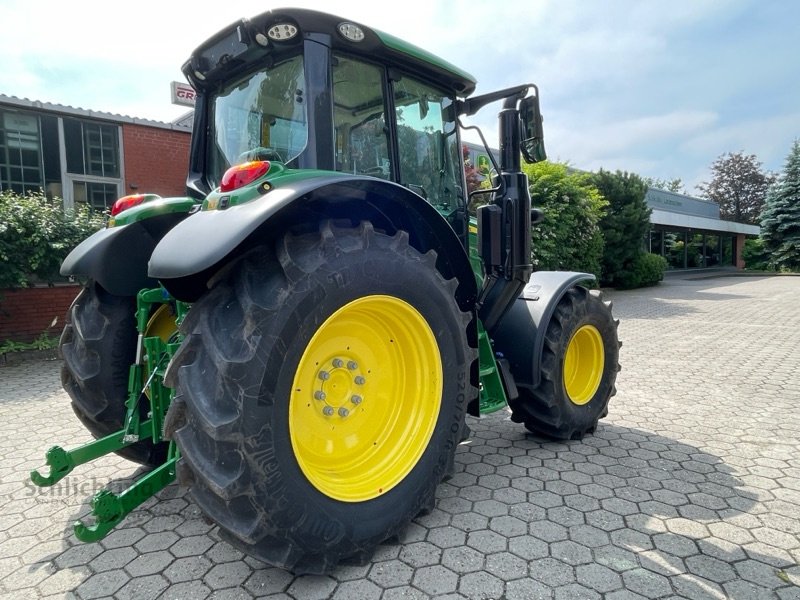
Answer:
489;271;596;389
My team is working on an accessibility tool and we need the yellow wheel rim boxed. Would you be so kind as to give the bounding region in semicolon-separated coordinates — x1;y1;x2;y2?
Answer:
563;324;605;406
145;304;177;343
143;305;178;398
289;295;443;502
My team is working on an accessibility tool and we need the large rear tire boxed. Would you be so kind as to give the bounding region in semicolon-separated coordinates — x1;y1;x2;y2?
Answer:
508;286;619;440
164;221;476;574
60;281;168;465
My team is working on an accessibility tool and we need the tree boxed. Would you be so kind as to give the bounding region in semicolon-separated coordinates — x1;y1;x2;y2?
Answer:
591;170;651;287
697;152;776;224
760;140;800;271
643;176;685;194
525;162;607;280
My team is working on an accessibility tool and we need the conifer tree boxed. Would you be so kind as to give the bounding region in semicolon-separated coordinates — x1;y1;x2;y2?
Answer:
760;141;800;271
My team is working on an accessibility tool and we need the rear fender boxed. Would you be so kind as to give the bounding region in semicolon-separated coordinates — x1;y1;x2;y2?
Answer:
61;211;190;296
149;174;478;312
489;271;595;389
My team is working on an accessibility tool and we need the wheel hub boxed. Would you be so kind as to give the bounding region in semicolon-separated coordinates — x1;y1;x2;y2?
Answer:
313;358;367;418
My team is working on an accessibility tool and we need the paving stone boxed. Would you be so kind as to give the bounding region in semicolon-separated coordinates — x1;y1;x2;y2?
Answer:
164;556;213;584
551;540;593;566
380;586;430;600
170;534;215;558
114;573;169;600
530;557;576;587
156;579;211;599
367;559;414;587
330;579;382;600
125;550;174;577
1;277;799;599
204;561;252;590
555;582;603;600
484;551;528;580
428;526;467;549
441;546;485;574
671;573;727;600
458;570;504;600
411;564;458;595
622;567;672;597
576;563;623;593
75;569;129;599
285;575;337;600
466;529;506;554
398;541;442;568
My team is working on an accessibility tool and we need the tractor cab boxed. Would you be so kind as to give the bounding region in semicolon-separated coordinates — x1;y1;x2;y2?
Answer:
185;9;475;226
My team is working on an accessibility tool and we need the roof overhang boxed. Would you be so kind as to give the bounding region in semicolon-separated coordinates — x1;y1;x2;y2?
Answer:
650;209;760;235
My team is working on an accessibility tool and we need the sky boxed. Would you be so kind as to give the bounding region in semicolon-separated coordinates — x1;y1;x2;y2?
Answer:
2;0;799;193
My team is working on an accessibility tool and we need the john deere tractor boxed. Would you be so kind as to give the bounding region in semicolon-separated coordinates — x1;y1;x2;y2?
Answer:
32;8;619;574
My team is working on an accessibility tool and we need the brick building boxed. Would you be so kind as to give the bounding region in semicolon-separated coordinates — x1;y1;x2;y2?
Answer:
0;94;191;208
0;95;191;344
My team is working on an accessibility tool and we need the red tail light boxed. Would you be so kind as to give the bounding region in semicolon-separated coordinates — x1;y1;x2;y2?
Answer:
220;161;270;192
111;194;147;216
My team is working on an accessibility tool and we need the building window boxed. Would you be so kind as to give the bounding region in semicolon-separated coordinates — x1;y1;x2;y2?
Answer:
63;118;120;178
63;117;122;210
73;181;119;211
663;230;686;269
0;110;62;198
0;110;44;195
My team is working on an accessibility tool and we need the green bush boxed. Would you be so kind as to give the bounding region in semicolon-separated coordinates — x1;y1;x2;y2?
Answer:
525;162;607;280
0;190;105;289
615;252;667;289
741;237;775;272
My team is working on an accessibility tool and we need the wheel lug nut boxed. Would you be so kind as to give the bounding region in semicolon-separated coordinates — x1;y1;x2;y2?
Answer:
314;391;326;401
322;406;334;416
347;361;358;370
338;407;350;417
354;376;365;385
332;358;343;368
351;395;362;405
318;370;330;381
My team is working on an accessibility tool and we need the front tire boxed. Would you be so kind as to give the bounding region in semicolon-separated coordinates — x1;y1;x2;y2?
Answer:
164;221;476;573
508;286;619;440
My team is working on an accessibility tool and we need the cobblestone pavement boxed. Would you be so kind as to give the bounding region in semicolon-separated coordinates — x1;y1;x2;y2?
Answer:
1;275;799;600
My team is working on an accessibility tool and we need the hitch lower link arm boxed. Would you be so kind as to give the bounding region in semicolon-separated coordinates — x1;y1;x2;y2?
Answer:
29;287;189;542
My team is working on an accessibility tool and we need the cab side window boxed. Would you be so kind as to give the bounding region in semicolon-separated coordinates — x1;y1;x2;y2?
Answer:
332;55;391;179
393;77;461;212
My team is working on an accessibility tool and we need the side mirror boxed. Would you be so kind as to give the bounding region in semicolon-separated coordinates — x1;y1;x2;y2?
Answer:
520;92;546;163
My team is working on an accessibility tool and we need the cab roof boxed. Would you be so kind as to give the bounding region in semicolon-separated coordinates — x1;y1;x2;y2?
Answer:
184;8;477;97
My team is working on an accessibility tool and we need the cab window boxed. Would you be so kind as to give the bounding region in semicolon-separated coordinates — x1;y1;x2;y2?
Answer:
332;56;391;179
393;76;462;212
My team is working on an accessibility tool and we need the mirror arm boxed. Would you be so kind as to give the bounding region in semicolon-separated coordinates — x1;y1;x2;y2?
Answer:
457;84;533;117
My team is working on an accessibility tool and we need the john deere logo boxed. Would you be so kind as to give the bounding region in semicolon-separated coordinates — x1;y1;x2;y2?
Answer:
477;155;490;175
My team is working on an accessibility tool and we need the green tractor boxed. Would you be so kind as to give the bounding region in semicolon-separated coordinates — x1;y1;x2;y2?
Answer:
31;8;619;574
